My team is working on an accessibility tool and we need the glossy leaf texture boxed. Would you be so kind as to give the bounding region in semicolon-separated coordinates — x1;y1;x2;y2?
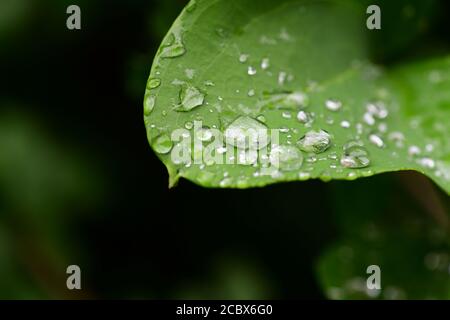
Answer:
144;0;450;193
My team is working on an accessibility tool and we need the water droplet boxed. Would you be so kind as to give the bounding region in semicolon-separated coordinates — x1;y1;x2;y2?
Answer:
248;66;257;75
325;99;342;111
184;121;193;130
261;58;270;70
239;54;249;63
340;140;370;168
147;78;161;89
297;129;332;153
282;111;292;119
388;131;405;148
204;80;215;87
153;134;173;154
278;71;287;85
247;89;255;97
363;112;375;126
196;127;213;142
160;32;186;58
408;145;421;156
418;157;435;169
369;134;384;148
340;120;351;128
296;110;313;124
144;94;156;116
366;101;388;119
185;68;195;79
269;145;303;171
256;115;266;123
224;116;270;150
298;172;311;180
174;84;205;112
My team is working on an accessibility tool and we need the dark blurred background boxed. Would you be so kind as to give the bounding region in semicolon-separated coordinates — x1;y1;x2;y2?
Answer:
0;0;448;299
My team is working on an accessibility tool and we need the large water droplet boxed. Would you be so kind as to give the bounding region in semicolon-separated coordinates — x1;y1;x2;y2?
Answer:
224;116;270;150
297;129;332;153
174;84;205;112
160;32;186;58
340;140;370;168
153;134;173;154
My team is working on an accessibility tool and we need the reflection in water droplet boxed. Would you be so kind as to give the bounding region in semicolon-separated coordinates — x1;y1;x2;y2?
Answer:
297;130;332;153
153;134;173;154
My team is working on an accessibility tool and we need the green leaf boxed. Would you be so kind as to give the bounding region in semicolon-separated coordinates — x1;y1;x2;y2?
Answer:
144;0;450;193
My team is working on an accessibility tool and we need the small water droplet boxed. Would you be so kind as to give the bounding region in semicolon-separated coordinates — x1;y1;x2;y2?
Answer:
261;58;270;70
153;134;173;154
196;127;213;142
204;80;215;87
297;129;332;153
296;110;313;124
184;121;193;129
147;78;161;89
278;71;287;85
325;99;342;111
248;89;255;97
256;115;266;123
408;145;421;156
239;54;249;63
248;66;257;75
144;94;156;116
340;120;351;128
366;101;388;119
369;134;384;148
418;157;435;169
282;111;292;119
363;112;375;126
185;68;195;79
